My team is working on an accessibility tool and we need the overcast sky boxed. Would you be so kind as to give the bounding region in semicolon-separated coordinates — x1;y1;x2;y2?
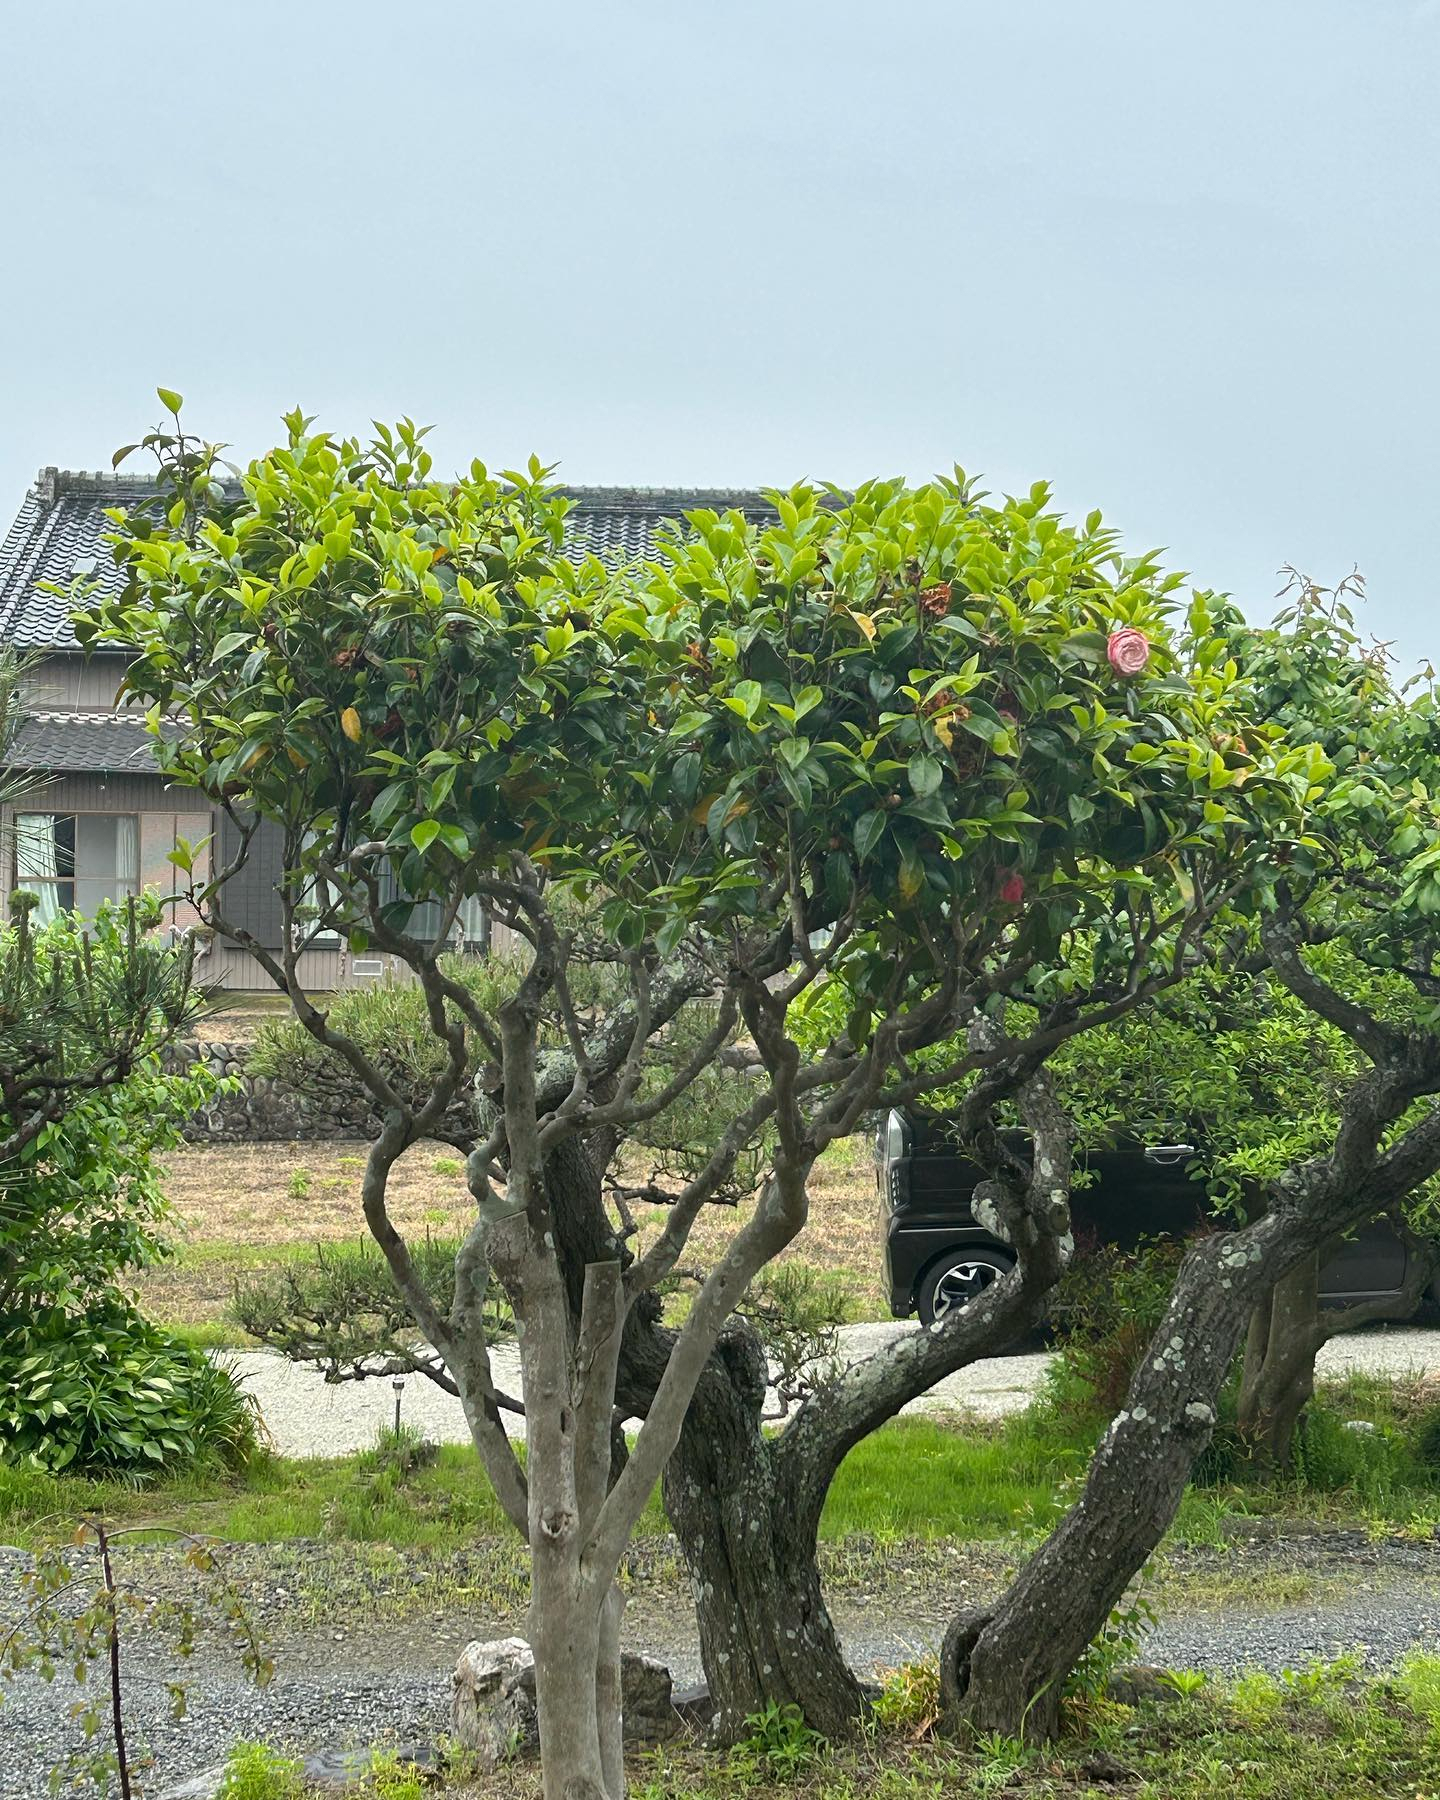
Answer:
3;2;1437;666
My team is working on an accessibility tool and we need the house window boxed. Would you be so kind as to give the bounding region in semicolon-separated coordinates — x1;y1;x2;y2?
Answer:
15;813;139;926
377;865;487;949
298;829;343;941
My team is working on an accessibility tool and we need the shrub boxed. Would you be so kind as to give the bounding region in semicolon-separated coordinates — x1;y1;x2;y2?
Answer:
1045;1237;1188;1421
1291;1406;1414;1502
233;1233;512;1378
0;1305;258;1476
217;1741;306;1800
0;900;244;1478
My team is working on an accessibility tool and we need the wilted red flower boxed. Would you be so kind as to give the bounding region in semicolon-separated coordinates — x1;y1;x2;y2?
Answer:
999;872;1025;905
919;582;953;617
1106;627;1150;677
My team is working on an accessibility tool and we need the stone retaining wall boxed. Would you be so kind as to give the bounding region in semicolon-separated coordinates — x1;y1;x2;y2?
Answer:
166;1039;372;1143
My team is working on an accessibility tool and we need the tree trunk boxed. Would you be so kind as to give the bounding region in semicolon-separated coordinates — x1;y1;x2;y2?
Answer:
528;1549;617;1800
942;1095;1440;1741
1237;1256;1321;1474
1237;1225;1439;1477
539;1081;1075;1748
540;1133;862;1740
662;1327;863;1742
942;1223;1280;1740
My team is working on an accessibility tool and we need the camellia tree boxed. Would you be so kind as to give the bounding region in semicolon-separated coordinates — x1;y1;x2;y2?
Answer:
1205;576;1440;1469
926;575;1440;1739
78;401;1314;1794
1046;937;1440;1472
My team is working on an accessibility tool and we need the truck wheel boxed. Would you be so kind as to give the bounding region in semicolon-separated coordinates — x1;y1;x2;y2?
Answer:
916;1247;1015;1326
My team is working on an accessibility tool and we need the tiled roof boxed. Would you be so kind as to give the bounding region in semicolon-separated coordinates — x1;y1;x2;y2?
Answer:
7;711;177;775
0;469;776;651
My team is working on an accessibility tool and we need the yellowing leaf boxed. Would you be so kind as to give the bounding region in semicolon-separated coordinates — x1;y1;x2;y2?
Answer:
341;706;362;743
691;793;720;825
850;611;877;641
933;714;955;749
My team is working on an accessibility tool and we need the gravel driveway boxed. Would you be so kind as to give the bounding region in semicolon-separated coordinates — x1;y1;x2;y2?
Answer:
6;1533;1440;1799
231;1322;1440;1461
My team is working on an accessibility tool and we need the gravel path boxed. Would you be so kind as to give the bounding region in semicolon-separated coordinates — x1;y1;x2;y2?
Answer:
6;1534;1440;1797
232;1322;1440;1461
8;1326;1439;1793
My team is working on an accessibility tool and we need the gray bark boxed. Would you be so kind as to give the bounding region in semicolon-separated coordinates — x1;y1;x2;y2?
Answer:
1238;1228;1440;1474
658;1058;1077;1740
941;1033;1440;1742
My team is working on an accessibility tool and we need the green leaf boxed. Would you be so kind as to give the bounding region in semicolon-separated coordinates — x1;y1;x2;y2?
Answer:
410;820;442;853
854;810;887;863
157;387;184;416
671;751;702;806
908;753;943;798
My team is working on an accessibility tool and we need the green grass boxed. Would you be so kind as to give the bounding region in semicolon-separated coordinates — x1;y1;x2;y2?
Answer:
814;1415;1084;1539
165;1319;254;1352
0;1417;1076;1554
7;1374;1440;1563
167;1240;314;1272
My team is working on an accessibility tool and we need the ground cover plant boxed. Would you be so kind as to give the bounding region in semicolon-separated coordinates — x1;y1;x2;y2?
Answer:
80;402;1311;1796
36;1654;1440;1799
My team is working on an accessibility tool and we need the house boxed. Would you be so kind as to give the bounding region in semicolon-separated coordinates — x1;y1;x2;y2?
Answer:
0;468;766;989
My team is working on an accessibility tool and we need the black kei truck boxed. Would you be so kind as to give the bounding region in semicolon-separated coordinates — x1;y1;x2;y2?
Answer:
877;1108;1440;1326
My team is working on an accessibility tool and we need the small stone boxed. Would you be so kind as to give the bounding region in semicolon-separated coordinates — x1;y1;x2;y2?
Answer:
1105;1662;1175;1706
450;1637;679;1768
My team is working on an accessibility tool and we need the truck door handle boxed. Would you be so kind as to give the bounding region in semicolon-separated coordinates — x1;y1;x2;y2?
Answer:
1144;1145;1196;1166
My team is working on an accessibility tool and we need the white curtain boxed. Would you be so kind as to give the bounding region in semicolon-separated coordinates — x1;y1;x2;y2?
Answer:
115;814;139;893
459;895;487;948
14;814;60;927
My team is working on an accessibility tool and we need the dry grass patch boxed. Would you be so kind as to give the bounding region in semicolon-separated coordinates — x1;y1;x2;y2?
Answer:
138;1139;474;1328
187;993;299;1042
156;1139;471;1247
139;1133;887;1330
633;1133;888;1321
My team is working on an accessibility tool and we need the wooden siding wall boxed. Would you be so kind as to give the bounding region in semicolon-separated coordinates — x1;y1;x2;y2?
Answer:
1;771;507;991
0;774;207;932
22;655;135;713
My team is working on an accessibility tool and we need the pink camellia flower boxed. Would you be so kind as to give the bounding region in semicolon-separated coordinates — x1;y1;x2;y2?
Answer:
999;872;1025;905
1106;626;1150;677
